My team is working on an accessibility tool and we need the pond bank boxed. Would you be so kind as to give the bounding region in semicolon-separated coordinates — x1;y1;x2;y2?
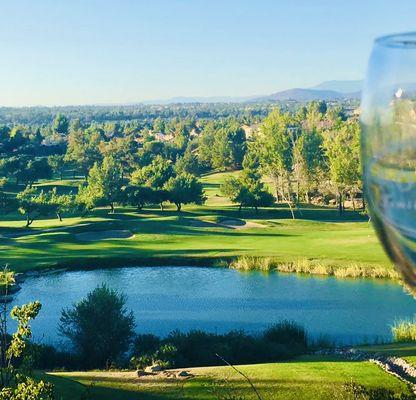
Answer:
9;254;398;283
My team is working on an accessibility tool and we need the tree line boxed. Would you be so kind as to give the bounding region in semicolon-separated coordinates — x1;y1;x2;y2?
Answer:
0;100;362;226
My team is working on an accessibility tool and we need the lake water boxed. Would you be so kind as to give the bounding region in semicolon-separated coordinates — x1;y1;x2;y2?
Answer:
11;266;416;345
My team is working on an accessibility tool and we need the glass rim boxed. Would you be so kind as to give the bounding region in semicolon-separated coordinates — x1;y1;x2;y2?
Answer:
375;32;416;49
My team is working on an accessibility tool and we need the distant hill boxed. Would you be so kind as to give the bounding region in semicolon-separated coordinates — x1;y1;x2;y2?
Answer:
141;80;362;105
143;95;254;104
252;88;360;102
311;80;363;93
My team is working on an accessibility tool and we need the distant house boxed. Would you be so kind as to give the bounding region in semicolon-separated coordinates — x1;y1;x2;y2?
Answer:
153;131;174;142
242;123;260;138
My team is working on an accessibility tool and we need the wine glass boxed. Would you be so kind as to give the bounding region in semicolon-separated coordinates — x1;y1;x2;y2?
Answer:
361;32;416;291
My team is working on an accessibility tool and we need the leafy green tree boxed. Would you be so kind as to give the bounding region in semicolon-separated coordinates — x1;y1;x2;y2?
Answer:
103;121;123;138
1;156;28;185
59;285;135;369
152;117;165;133
47;154;66;180
17;188;51;227
322;120;361;214
174;147;201;176
122;185;154;211
8;126;30;150
77;157;123;214
221;151;274;212
53;113;69;136
65;125;103;178
197;122;216;170
19;158;52;187
257;108;295;216
164;173;206;211
17;187;74;226
131;156;173;189
0;268;53;400
225;120;246;168
48;188;74;221
292;129;324;202
99;135;137;178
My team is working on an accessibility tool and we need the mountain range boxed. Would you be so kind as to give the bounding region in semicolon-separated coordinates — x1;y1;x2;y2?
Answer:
143;80;363;104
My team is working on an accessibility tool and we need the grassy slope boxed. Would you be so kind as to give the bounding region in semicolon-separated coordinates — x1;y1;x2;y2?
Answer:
359;342;416;367
0;172;391;272
48;356;410;400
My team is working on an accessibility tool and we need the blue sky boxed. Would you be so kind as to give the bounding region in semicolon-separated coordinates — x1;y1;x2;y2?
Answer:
2;0;416;106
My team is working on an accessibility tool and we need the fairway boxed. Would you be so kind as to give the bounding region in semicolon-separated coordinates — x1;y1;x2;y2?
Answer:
0;173;391;273
49;356;411;400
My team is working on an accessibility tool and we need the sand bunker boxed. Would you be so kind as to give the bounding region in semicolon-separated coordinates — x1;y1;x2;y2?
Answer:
75;230;134;241
186;217;265;230
219;219;265;229
186;219;220;228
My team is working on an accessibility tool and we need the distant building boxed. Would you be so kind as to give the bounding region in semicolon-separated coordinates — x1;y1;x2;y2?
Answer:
242;123;260;138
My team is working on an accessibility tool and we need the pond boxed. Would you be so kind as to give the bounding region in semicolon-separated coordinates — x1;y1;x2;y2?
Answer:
11;266;416;345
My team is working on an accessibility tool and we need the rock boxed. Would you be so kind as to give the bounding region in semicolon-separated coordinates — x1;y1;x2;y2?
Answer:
136;370;147;377
177;370;192;378
144;364;162;373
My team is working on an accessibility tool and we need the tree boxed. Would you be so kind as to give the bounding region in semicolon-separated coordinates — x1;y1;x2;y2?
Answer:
59;285;135;369
48;188;74;221
131;156;173;189
221;150;274;212
19;158;52;187
99;135;137;178
174;147;201;176
0;268;53;400
0;179;14;214
77;157;124;214
53;113;69;136
257;108;295;217
1;156;28;185
292;128;324;203
65;125;102;178
122;185;154;211
322;120;361;214
17;187;74;226
17;188;50;227
47;154;66;180
163;173;206;211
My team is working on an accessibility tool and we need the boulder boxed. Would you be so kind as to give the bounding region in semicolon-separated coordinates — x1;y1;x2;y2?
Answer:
177;370;192;378
144;364;162;373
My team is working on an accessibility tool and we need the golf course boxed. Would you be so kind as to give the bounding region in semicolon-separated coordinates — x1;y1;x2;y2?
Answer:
0;172;392;276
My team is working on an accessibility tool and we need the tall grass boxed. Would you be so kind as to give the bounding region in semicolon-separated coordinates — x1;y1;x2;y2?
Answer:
229;256;399;280
392;317;416;342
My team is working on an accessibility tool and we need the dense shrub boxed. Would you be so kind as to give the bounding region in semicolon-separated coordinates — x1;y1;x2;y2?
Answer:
263;321;308;349
131;322;308;369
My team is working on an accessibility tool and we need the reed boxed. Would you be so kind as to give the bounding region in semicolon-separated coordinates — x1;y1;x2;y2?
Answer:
392;317;416;342
229;256;399;280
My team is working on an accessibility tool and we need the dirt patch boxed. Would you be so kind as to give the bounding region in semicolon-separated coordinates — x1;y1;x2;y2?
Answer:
75;230;134;241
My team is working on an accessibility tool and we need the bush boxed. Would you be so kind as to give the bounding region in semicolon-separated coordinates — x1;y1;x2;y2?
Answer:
263;320;308;349
59;285;135;369
130;323;308;369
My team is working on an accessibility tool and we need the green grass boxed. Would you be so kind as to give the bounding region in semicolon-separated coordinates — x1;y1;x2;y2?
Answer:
0;172;392;274
359;342;416;368
47;356;411;400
